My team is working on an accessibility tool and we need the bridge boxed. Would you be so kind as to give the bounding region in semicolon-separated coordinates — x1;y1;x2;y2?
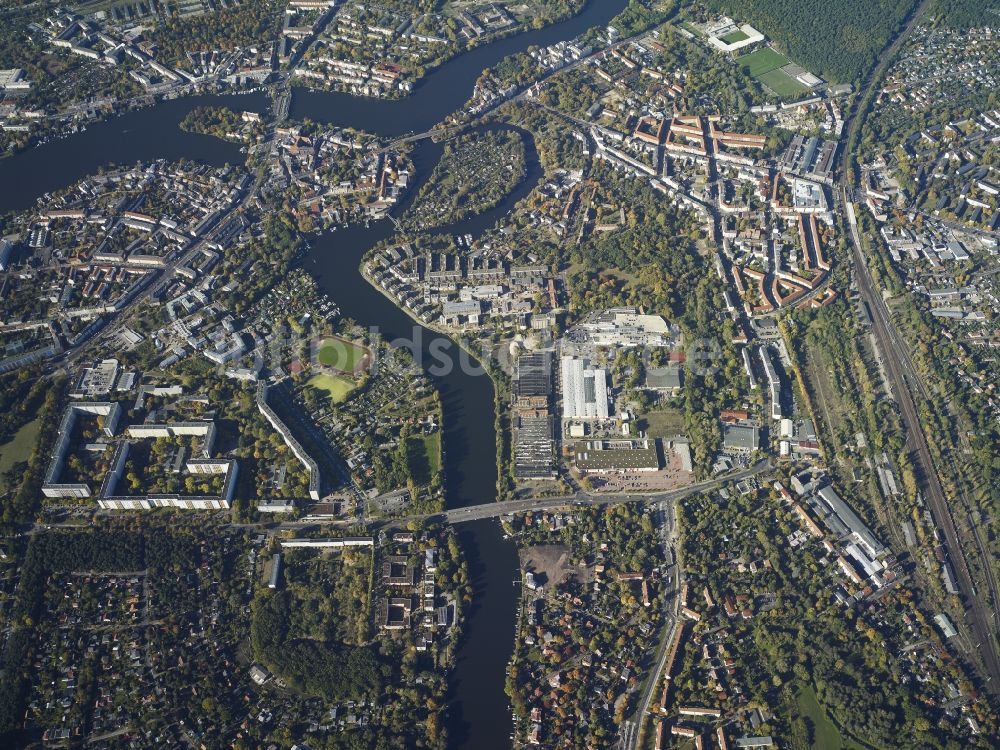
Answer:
416;460;771;526
273;85;291;123
377;124;464;155
32;462;771;541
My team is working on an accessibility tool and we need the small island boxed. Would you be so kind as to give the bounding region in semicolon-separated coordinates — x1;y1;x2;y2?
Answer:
403;128;527;231
179;105;263;144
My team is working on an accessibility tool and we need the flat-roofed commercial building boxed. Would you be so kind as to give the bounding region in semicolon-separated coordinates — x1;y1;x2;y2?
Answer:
561;357;610;420
574;439;660;473
514;352;551;401
722;423;759;455
514;414;556;479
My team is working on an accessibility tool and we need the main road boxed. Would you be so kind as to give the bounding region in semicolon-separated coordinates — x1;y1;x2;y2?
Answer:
429;460;769;525
35;460;765;537
836;0;1000;694
56;122;277;368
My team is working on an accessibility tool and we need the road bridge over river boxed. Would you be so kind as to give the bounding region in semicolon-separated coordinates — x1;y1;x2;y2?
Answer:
32;461;772;535
415;460;770;526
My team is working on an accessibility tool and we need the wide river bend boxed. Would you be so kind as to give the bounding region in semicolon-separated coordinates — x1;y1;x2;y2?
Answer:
0;2;628;746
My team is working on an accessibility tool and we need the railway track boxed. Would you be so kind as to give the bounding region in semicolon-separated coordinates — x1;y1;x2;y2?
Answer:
834;0;1000;696
844;194;1000;693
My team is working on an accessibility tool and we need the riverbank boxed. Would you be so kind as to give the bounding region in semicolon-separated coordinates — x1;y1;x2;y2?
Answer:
0;84;268;162
290;0;629;135
361;259;516;501
0;2;629;746
288;0;589;102
303;135;520;746
0;91;270;215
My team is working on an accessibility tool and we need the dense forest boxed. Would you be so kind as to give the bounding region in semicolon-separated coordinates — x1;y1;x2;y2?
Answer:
702;0;918;82
930;0;1000;26
179;106;247;142
251;590;386;701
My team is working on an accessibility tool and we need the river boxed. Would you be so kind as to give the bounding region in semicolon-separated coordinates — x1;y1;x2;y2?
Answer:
305;126;544;748
0;92;266;214
0;1;628;747
290;0;628;136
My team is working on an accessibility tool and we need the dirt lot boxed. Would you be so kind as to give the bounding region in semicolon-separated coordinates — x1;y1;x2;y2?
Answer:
637;409;685;439
519;544;593;589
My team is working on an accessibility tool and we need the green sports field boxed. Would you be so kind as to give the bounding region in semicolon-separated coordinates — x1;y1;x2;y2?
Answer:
737;46;789;76
758;68;810;97
315;336;369;373
308;373;357;404
720;29;749;45
737;47;809;98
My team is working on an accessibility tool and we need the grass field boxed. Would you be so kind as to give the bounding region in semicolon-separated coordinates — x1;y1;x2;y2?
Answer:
0;418;40;486
422;433;441;475
406;433;441;485
315;336;369;373
736;47;809;98
796;686;867;749
720;29;749;45
308;373;356;404
680;21;703;37
737;46;789;76
758;68;810;97
637;409;686;439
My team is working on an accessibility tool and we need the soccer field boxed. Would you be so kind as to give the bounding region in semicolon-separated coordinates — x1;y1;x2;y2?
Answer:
316;336;369;373
308;373;357;404
736;47;810;98
758;68;809;97
737;46;789;76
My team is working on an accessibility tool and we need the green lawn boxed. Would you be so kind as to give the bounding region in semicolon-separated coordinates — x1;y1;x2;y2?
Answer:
680;21;703;37
316;336;368;373
737;46;789;76
0;418;40;485
736;47;810;98
308;373;357;404
758;68;810;98
406;433;440;485
636;409;686;439
422;433;441;475
796;686;867;750
720;29;749;45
